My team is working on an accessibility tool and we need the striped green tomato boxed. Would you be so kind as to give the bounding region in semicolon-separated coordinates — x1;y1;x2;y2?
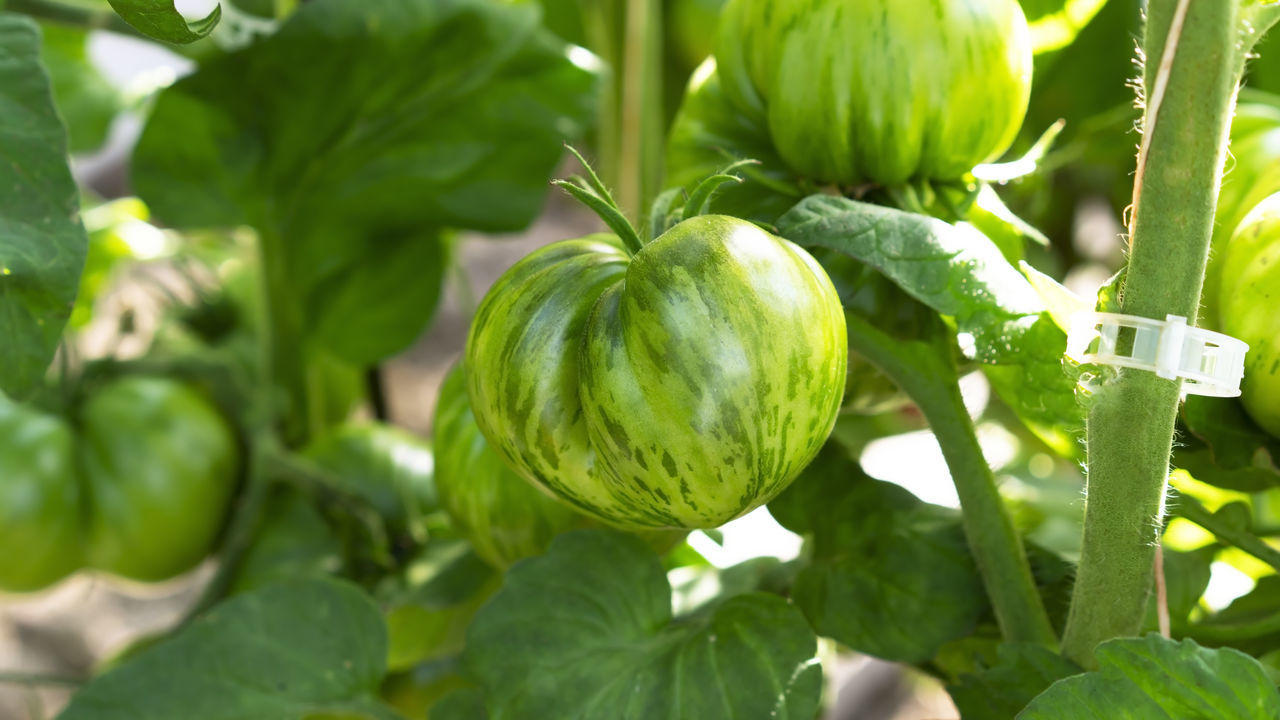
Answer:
714;0;1032;185
466;216;847;530
1203;100;1280;331
434;364;591;567
1219;193;1280;437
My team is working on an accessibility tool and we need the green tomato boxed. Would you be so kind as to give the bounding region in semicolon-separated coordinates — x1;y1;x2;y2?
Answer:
667;0;727;71
303;423;437;546
434;364;590;567
0;395;82;592
1203;99;1280;330
81;377;240;582
666;59;805;225
466;216;847;530
1219;193;1280;437
714;0;1033;185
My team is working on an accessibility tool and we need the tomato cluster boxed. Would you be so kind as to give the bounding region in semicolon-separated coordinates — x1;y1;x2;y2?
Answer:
0;377;239;592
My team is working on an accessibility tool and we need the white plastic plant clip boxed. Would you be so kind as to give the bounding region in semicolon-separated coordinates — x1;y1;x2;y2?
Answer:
1065;312;1249;397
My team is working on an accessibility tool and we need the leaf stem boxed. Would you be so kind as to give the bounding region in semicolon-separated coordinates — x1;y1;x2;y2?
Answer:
179;444;274;622
1183;612;1280;645
0;672;84;688
1060;0;1242;667
6;0;145;39
844;313;1057;647
1175;494;1280;573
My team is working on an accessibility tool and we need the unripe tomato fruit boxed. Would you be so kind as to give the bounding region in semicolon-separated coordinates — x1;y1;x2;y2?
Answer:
0;377;239;592
303;423;437;547
1219;193;1280;437
715;0;1033;185
80;377;240;582
0;399;82;591
434;364;590;567
466;216;847;530
1203;100;1280;330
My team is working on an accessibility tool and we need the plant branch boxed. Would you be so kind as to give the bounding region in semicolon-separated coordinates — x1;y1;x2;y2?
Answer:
6;0;146;39
844;312;1057;647
256;228;312;446
0;672;84;688
1183;611;1280;645
179;443;274;622
1061;0;1243;667
1175;494;1280;573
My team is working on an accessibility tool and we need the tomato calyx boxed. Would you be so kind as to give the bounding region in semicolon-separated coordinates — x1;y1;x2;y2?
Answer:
555;146;765;254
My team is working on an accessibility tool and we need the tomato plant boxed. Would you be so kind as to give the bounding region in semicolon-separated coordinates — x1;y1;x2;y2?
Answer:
7;0;1280;719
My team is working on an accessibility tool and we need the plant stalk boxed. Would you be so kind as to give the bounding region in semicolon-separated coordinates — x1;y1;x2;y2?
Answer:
1184;612;1280;645
256;228;312;446
0;672;84;687
1061;0;1241;667
582;0;664;224
845;313;1057;647
6;0;144;38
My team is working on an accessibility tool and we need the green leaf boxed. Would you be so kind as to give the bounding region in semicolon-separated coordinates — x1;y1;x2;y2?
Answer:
228;487;346;595
464;530;822;720
380;539;498;672
1143;546;1215;632
1019;259;1090;333
948;643;1080;720
106;0;221;44
669;556;796;616
1176;396;1280;492
768;445;986;663
132;0;596;364
40;24;124;153
1017;0;1109;55
1185;576;1280;657
0;15;88;399
430;688;488;720
965;186;1038;262
1017;635;1280;719
777;195;1083;451
57;579;400;720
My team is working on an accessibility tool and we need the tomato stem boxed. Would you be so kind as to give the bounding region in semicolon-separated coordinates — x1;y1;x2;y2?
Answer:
179;444;273;622
5;0;145;39
0;671;85;688
1060;0;1246;667
843;312;1057;648
256;227;313;446
583;0;665;225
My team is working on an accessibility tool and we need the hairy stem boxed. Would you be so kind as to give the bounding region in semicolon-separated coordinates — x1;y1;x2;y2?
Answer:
1061;0;1241;667
845;313;1057;647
